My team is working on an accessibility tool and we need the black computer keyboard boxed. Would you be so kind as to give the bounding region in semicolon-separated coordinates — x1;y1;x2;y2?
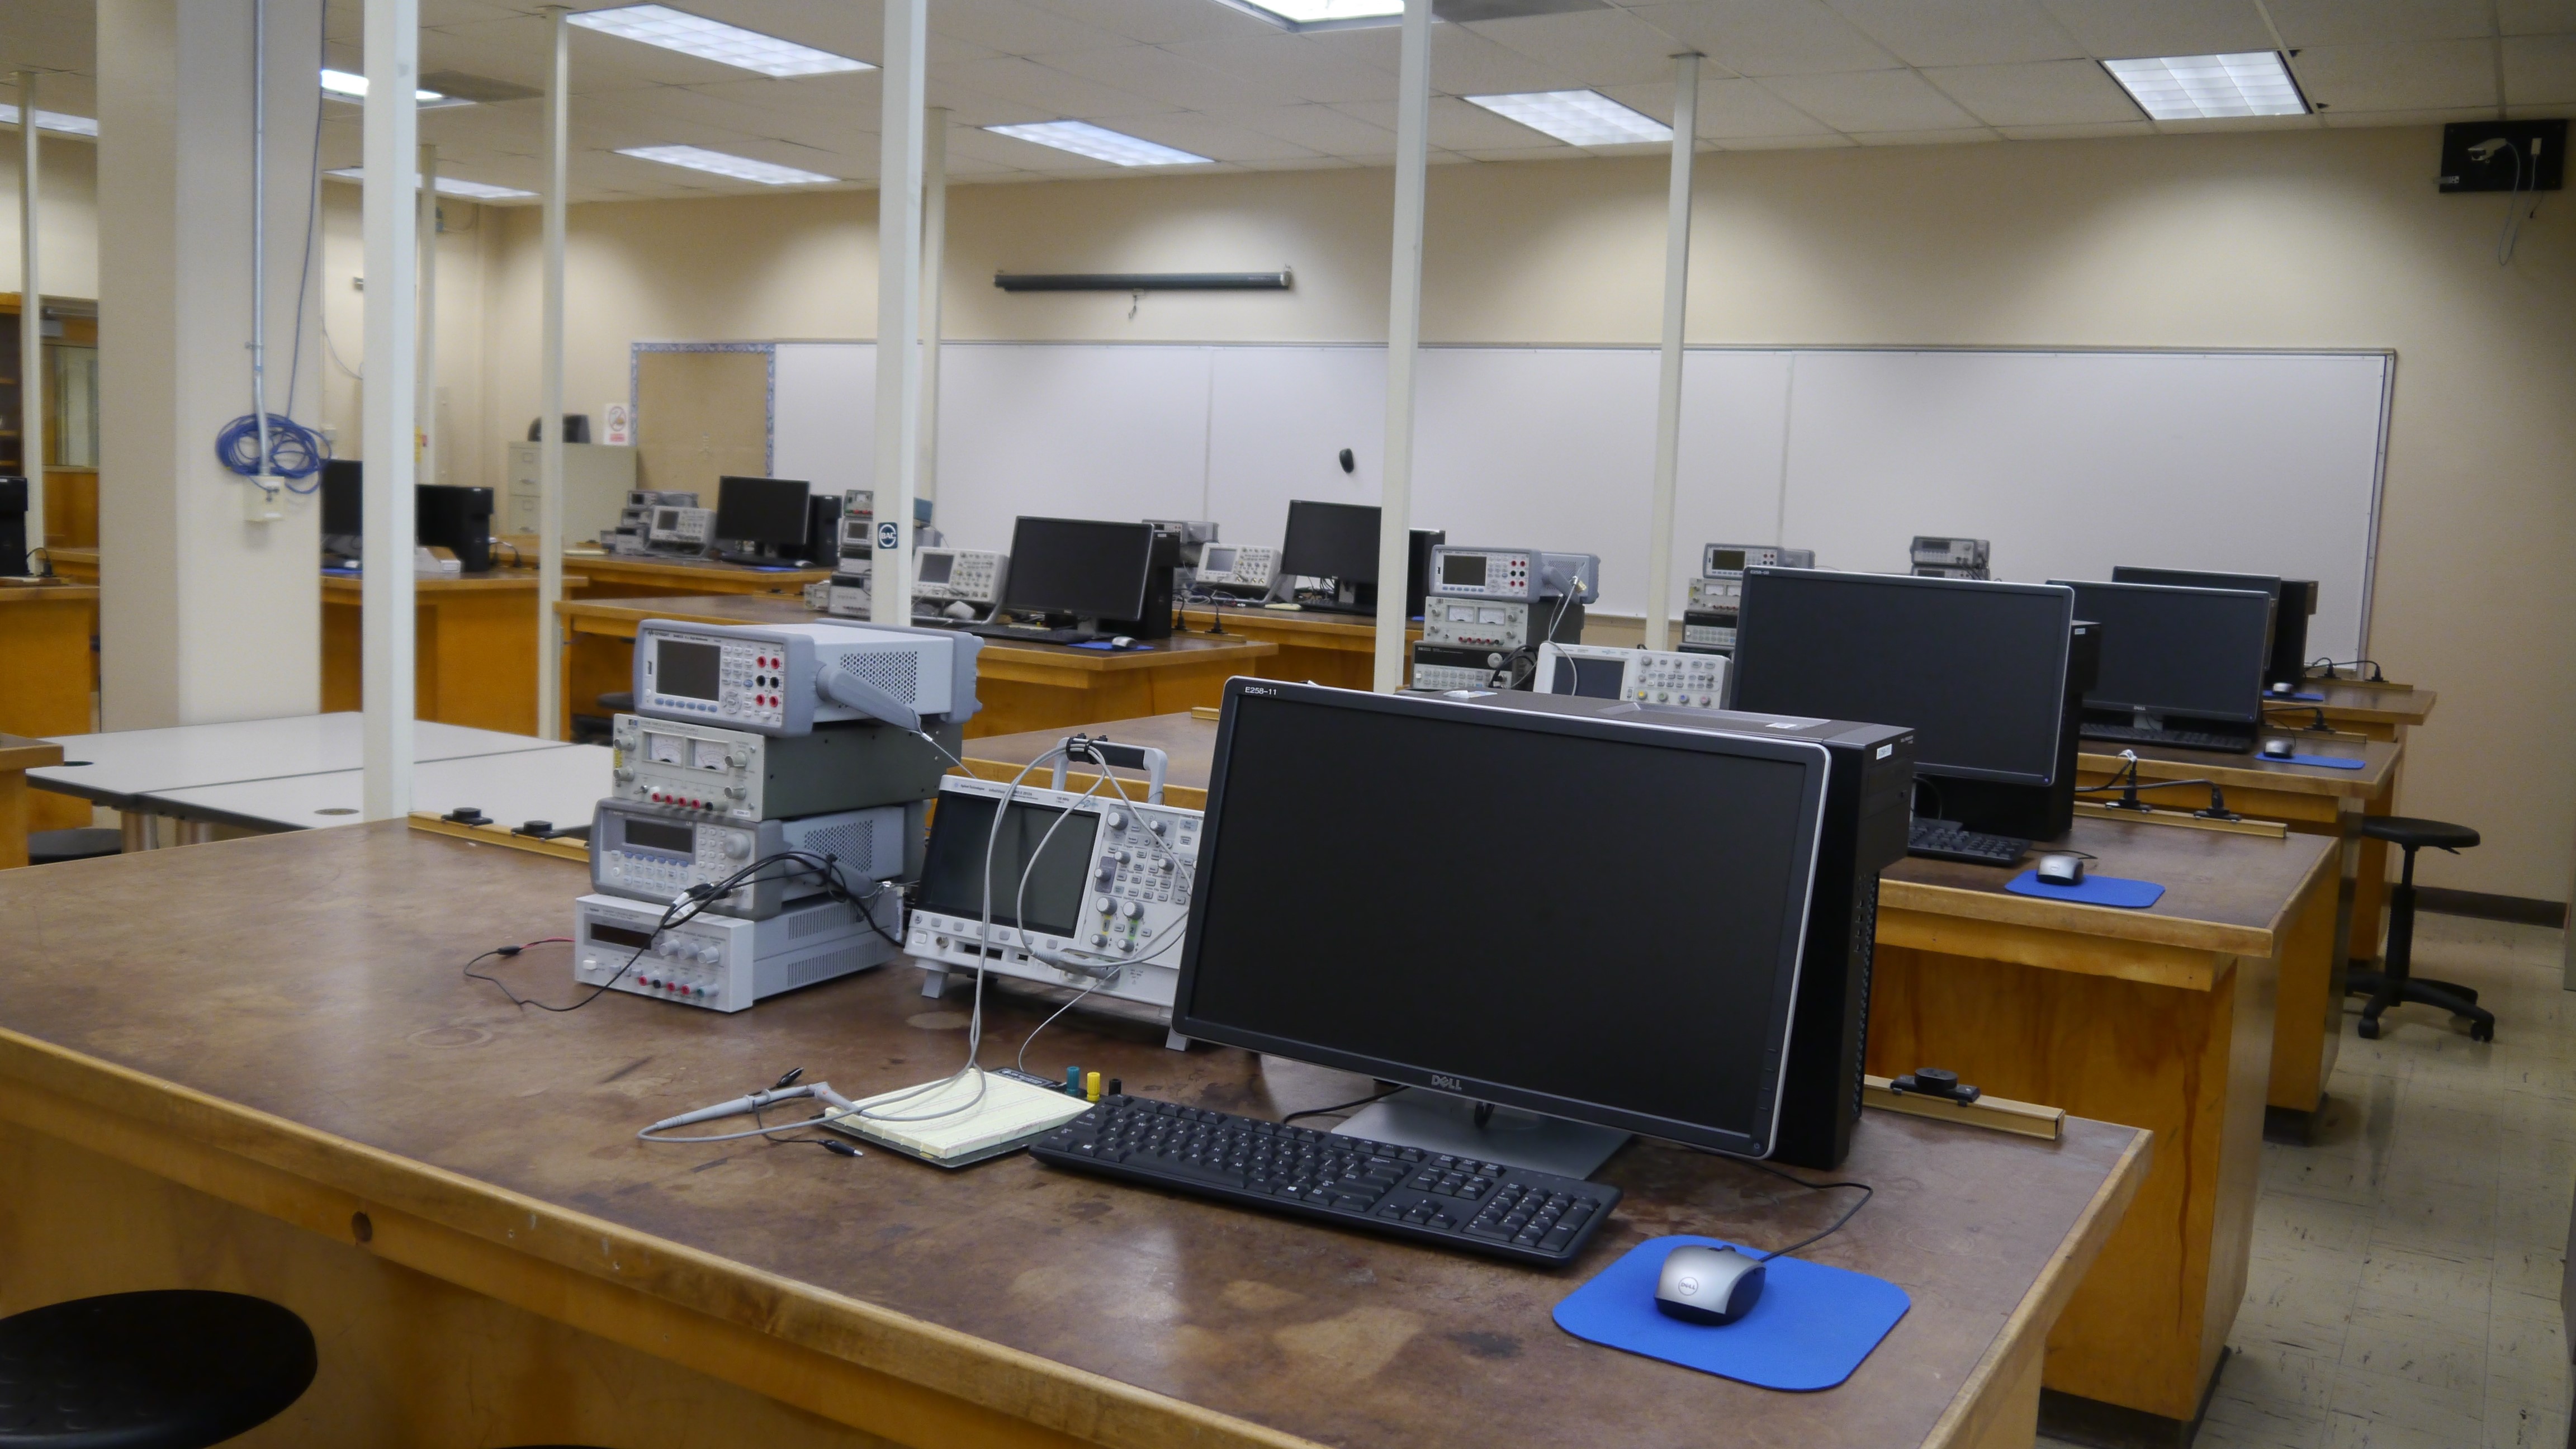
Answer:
2080;723;2255;754
1907;820;2032;866
965;622;1101;645
1030;1095;1621;1266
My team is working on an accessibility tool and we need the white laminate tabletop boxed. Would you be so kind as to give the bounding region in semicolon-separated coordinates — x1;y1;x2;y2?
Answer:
31;714;567;806
143;744;612;835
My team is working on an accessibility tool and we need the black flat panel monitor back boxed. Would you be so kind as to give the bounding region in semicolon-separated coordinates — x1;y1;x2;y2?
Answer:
415;484;494;572
2057;579;2273;724
1174;680;1831;1161
1730;569;2074;787
1279;500;1380;584
321;460;363;537
714;476;813;550
1002;517;1158;623
2111;565;2312;686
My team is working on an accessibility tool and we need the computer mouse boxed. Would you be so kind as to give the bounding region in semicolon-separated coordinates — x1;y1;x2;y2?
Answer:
1655;1244;1767;1326
1110;635;1136;649
2035;852;2086;887
2260;737;2296;760
943;600;974;621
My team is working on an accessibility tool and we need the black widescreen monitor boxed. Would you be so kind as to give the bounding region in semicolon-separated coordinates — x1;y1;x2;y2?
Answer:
2056;580;2273;725
714;475;813;550
1730;569;2075;786
1173;680;1831;1160
1002;517;1158;623
1278;500;1382;583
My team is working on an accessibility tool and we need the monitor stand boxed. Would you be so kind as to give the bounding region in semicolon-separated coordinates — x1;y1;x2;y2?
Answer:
1331;1088;1629;1180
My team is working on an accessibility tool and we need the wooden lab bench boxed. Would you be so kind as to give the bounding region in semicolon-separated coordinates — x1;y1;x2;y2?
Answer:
322;569;590;737
1175;603;1422;691
0;822;2144;1448
0;580;98;832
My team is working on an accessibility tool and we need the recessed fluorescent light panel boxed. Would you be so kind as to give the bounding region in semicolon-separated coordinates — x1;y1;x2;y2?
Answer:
985;121;1211;167
617;144;837;186
1229;0;1405;23
1466;89;1673;146
0;105;97;137
2101;53;2308;120
567;5;872;77
326;167;538;200
319;68;457;105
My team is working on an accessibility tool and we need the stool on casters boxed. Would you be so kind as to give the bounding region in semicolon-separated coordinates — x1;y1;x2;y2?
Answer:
2348;816;2493;1043
0;1290;315;1446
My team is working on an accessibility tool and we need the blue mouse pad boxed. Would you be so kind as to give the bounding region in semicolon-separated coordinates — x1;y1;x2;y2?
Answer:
1068;640;1155;652
2004;870;2165;908
2285;753;2366;770
2268;690;2326;702
1552;1236;1909;1391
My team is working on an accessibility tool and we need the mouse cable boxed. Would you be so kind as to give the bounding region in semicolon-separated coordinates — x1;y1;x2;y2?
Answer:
1730;1156;1876;1263
1280;1087;1402;1125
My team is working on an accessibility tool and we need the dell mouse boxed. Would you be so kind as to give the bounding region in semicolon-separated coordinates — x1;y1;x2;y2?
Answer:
943;600;975;621
1110;635;1136;649
1655;1244;1767;1326
2260;737;2296;760
2035;852;2086;887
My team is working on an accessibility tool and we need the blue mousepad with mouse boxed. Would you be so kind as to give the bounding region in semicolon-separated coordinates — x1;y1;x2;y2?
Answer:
2267;690;2327;702
2284;753;2366;770
1552;1236;1909;1391
1068;640;1154;652
2004;870;2165;908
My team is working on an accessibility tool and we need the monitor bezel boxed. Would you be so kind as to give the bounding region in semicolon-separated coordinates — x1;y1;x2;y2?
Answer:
1731;567;2075;788
2054;578;2276;726
2110;565;2284;600
1170;679;1832;1161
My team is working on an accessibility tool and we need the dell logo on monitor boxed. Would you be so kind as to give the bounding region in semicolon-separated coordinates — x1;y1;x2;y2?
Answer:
1431;1074;1464;1091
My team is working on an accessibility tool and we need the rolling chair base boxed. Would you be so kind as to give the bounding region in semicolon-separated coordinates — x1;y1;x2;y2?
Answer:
2347;972;2494;1042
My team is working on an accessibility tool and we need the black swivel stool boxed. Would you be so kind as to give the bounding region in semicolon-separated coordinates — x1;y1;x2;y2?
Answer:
2348;816;2493;1043
0;1290;315;1446
26;830;120;866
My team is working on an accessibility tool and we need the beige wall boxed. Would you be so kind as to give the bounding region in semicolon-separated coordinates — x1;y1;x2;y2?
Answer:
0;134;100;300
405;127;2576;901
316;180;499;493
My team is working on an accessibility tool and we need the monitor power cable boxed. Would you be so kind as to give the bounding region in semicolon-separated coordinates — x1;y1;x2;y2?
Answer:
2076;751;2237;820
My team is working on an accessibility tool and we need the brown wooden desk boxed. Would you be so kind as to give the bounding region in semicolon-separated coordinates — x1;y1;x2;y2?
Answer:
41;544;97;583
555;596;1277;740
321;570;587;737
2275;676;2434;743
958;709;2325;1435
2077;740;2400;1127
0;823;2144;1449
0;732;65;867
557;550;831;599
0;582;97;832
1174;605;1419;690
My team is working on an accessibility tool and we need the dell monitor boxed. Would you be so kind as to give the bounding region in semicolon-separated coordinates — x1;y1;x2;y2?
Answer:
1174;679;1832;1166
1000;517;1159;632
1730;569;2080;840
2111;565;2316;690
713;475;814;561
2057;579;2273;749
415;484;494;572
1277;500;1443;615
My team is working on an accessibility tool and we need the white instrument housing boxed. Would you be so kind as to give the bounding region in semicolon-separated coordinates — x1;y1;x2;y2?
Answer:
574;891;901;1012
591;800;907;919
634;618;979;736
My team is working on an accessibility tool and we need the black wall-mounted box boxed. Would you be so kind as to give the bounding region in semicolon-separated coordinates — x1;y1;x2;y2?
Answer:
2438;119;2565;193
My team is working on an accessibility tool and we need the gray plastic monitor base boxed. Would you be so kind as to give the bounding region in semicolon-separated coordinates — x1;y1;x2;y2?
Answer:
1332;1088;1629;1180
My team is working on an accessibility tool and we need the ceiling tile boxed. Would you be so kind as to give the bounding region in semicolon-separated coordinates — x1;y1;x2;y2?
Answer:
1994;119;2155;139
1467;9;1696;87
1621;0;1900;77
929;54;1182;118
2033;0;2277;58
1597;75;1835;136
2504;34;2576;103
1332;94;1587;149
924;0;1136;60
2294;39;2498;112
1014;0;1284;46
1305;19;1576;92
418;0;527;26
1036;42;1310;109
1713;130;1857;147
1924;58;2138;125
1109;111;1328;161
2319;104;2501;126
917;80;1061;127
2265;0;2497;46
956;125;1131;172
1823;0;2087;67
2499;0;2576;34
1758;67;1983;130
1202;102;1401;154
1165;33;1397;103
1848;126;2001;143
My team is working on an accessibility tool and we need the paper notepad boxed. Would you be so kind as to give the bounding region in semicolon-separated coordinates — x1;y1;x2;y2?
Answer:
821;1071;1093;1168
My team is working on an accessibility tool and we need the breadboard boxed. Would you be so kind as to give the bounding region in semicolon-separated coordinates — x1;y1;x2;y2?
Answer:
1863;1076;2063;1140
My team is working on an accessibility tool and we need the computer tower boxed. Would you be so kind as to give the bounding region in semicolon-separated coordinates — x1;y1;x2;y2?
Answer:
416;484;495;572
1443;690;1915;1171
2274;580;2318;686
1101;528;1179;641
797;494;842;564
1405;527;1445;621
0;476;26;575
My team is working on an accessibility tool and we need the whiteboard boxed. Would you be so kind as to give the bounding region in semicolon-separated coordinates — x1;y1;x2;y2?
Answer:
764;342;2389;655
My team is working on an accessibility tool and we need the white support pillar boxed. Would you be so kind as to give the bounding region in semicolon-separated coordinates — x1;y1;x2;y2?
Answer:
1370;0;1433;693
16;71;41;551
97;0;324;729
536;6;568;738
1642;54;1699;654
917;107;947;514
869;0;926;622
360;0;420;816
416;142;437;487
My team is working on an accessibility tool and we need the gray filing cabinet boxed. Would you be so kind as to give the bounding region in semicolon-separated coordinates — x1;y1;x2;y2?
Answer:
504;442;637;541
